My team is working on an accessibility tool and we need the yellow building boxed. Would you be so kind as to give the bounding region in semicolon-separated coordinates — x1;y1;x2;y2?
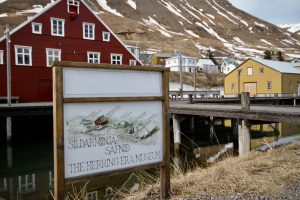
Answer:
224;58;300;97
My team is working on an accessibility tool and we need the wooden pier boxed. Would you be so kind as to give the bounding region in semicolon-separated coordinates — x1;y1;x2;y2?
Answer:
1;93;300;155
169;93;300;155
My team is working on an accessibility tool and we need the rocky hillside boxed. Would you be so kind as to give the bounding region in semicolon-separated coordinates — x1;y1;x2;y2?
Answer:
0;0;300;59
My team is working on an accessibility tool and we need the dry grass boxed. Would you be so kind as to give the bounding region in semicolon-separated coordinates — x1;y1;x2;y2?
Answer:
125;143;300;199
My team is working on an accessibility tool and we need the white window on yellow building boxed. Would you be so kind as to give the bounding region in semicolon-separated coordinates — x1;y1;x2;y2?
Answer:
231;83;235;92
267;81;272;90
247;67;253;76
259;67;264;74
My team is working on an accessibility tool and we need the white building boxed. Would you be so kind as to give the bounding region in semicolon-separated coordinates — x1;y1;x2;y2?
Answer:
165;55;198;72
197;59;219;73
221;58;239;74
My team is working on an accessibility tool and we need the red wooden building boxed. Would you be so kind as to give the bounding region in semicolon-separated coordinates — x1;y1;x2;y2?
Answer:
0;0;141;103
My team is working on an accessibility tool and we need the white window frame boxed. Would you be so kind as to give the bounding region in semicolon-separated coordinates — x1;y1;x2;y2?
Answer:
0;50;3;64
46;48;61;67
14;45;32;66
32;22;42;34
51;18;65;37
18;174;36;193
86;191;98;200
129;59;137;66
102;32;110;42
67;0;80;14
111;53;122;65
83;22;95;40
247;67;253;76
267;81;272;91
87;51;100;64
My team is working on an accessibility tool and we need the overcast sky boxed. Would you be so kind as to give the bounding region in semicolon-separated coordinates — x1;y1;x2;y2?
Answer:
228;0;300;25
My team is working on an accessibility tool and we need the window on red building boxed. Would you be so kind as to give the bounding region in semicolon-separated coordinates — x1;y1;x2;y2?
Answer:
15;45;32;66
87;52;100;63
83;22;95;40
111;54;122;65
51;18;65;37
46;48;61;67
68;0;80;14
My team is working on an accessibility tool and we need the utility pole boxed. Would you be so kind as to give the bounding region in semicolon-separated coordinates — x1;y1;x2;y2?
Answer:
6;24;12;144
6;24;11;106
193;67;197;96
179;45;183;100
237;69;242;98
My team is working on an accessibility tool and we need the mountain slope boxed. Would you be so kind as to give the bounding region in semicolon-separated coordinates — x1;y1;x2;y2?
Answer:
0;0;299;58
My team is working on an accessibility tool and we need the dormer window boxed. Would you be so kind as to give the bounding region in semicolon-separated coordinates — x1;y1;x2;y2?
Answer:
103;32;110;42
32;22;42;34
68;0;80;14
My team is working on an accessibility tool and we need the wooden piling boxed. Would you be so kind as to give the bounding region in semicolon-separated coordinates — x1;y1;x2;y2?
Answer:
238;119;251;155
172;114;181;151
241;92;250;111
232;118;239;153
6;116;12;143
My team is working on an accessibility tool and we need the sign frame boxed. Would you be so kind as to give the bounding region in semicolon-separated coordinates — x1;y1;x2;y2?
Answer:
53;61;170;199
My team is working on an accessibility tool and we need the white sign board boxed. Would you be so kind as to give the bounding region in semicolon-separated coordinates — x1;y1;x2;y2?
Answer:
64;101;163;178
54;63;169;199
63;68;162;98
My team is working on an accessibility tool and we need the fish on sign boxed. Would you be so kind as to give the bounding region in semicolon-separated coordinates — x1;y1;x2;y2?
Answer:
53;62;170;199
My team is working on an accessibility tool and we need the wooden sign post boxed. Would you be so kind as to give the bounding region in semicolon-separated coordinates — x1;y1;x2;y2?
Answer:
53;62;170;199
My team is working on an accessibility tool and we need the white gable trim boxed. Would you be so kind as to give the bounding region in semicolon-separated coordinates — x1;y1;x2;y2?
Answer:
80;0;143;66
0;0;62;42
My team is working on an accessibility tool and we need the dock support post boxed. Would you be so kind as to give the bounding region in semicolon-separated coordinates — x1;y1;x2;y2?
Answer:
274;123;280;140
238;119;251;156
294;98;297;106
232;118;239;153
172;114;181;151
241;92;250;110
6;116;12;143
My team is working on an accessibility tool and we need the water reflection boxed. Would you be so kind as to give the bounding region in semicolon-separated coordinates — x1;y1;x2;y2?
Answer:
0;116;300;199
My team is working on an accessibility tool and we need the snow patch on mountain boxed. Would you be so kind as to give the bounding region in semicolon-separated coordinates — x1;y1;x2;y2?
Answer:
195;44;216;52
96;0;123;17
196;21;227;43
0;0;7;4
185;29;199;38
142;17;173;38
158;0;192;24
0;13;8;17
16;5;43;15
233;37;245;45
206;14;215;19
127;0;136;10
260;39;274;47
278;23;300;34
255;21;267;29
206;0;238;25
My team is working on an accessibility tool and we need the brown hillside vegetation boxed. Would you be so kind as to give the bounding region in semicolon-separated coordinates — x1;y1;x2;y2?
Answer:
170;71;224;88
125;143;300;199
